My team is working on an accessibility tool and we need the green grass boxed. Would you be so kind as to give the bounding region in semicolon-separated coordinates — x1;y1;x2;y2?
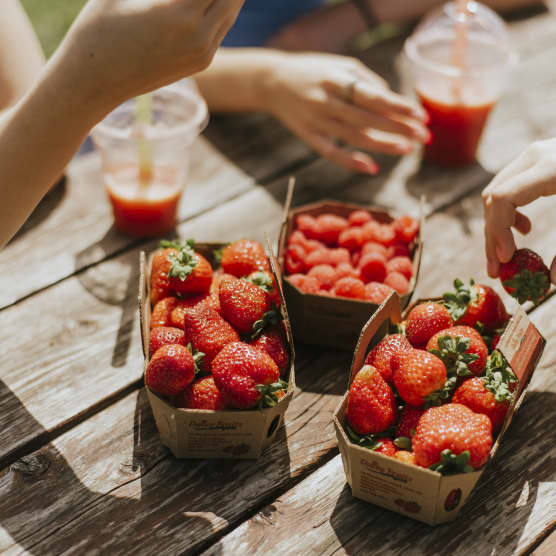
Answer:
21;0;87;58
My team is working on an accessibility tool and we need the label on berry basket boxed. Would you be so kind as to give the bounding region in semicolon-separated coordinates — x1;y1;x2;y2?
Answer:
497;306;545;386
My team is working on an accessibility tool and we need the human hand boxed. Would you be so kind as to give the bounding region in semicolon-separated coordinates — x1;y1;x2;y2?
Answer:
482;138;556;281
58;0;244;111
259;52;430;174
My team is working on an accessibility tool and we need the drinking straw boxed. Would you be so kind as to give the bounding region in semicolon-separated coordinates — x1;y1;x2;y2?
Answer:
452;0;470;102
136;93;153;186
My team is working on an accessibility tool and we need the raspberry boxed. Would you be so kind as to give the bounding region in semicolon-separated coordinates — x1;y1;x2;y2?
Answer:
373;224;397;246
288;274;320;294
315;214;349;245
336;262;360;280
362;242;389;258
288;230;307;247
338;227;364;251
386;256;413;280
285;244;306;274
296;214;321;239
393;214;419;244
384;272;409;294
364;282;394;304
359;252;388;283
305;248;331;269
348;210;373;227
361;220;380;243
328;248;351;266
386;242;411;259
304;239;326;253
307;264;338;290
332;277;366;299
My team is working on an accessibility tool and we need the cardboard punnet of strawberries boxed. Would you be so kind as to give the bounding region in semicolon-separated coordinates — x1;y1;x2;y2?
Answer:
139;236;295;459
333;264;549;525
278;180;424;351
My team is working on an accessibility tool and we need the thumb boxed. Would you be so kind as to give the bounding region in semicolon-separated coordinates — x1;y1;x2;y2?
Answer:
551;255;556;286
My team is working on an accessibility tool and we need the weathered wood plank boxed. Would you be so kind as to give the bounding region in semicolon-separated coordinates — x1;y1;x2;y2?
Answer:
533;528;556;556
0;346;350;555
202;296;556;556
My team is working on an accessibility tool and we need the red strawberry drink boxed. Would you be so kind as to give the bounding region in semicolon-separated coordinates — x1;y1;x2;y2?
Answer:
92;83;207;237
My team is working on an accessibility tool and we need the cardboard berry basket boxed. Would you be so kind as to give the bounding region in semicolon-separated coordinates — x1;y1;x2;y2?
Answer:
278;184;424;351
333;293;546;525
139;241;296;460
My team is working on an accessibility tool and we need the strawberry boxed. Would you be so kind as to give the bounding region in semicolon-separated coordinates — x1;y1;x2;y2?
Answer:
288;274;321;294
212;342;281;409
211;271;237;293
149;326;185;357
285;244;306;274
218;278;278;336
221;239;270;277
392;215;419;244
426;325;488;377
393;349;447;406
499;248;550;304
150;297;178;328
491;333;501;352
183;305;240;371
251;328;290;374
386;242;411;260
394;451;416;465
328;248;351;266
336;262;360;281
308;264;338;290
364;282;394;304
145;344;195;397
412;403;492;471
346;365;397;435
384;272;410;295
349;210;373;226
169;294;213;328
315;214;349;245
405;302;453;347
374;438;398;457
396;405;424;439
150;247;175;304
246;270;281;306
174;375;226;410
443;279;509;333
365;333;412;384
338;227;364;251
358;252;387;283
386;256;413;280
296;214;321;239
332;277;366;299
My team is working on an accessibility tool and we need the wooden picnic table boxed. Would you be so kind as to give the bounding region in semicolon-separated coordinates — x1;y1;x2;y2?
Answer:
1;6;555;556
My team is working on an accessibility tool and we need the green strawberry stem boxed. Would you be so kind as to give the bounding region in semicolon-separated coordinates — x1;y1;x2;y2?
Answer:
429;335;477;378
394;436;412;451
256;381;287;408
425;376;458;407
429;449;474;475
247;271;274;293
345;425;383;451
443;278;478;321
160;239;199;281
251;308;282;339
504;269;549;305
187;343;206;376
483;350;517;403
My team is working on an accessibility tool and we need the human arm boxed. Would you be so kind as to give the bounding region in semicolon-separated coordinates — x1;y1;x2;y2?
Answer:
481;138;556;283
196;49;429;174
0;0;244;248
0;1;45;109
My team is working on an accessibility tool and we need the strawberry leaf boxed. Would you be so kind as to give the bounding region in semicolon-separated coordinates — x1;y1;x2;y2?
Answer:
256;381;287;408
246;271;274;292
504;269;549;305
251;308;282;340
345;425;382;450
424;376;458;407
163;239;199;282
187;343;206;376
483;350;517;402
429;335;477;378
443;278;478;321
429;449;474;475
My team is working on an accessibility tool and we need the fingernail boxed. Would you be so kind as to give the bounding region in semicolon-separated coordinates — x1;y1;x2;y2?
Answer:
423;110;431;125
412;108;427;122
356;160;379;174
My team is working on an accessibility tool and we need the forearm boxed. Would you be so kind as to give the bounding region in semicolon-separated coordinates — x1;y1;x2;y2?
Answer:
195;48;283;112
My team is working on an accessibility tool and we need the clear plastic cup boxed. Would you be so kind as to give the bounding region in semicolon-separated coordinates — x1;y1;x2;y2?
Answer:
404;1;517;166
91;81;208;237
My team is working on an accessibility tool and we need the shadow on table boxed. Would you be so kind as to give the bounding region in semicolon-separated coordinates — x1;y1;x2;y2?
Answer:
328;391;556;555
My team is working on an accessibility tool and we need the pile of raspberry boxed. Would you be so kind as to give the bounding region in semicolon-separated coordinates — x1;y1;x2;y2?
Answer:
284;209;419;303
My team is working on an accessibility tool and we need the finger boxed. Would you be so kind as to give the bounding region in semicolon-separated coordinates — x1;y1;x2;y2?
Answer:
550;255;556;286
513;210;532;235
205;0;244;20
484;220;501;278
322;96;430;143
482;154;537;198
495;227;517;264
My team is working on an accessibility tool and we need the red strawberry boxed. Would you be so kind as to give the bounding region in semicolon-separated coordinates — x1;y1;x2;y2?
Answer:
364;282;394;304
183;305;240;371
169;294;212;328
336;262;360;280
374;438;398;457
296;214;321;239
150;297;178;328
175;375;226;410
386;242;411;260
412;403;492;470
499;248;550;304
212;342;280;409
218;278;276;335
491;333;501;352
359;252;387;283
285;244;306;274
246;270;281;307
386;256;413;280
452;377;509;431
348;210;373;227
392;215;419;244
145;344;195;397
251;328;290;374
315;214;349;245
149;326;186;357
394;451;416;465
405;302;453;347
221;239;270;277
338;227;364;251
384;272;410;295
328;248;351;266
211;271;237;293
332;277;366;299
308;264;338;290
150;247;175;304
346;365;397;435
443;279;509;333
426;325;488;377
396;405;424;439
365;333;412;384
393;349;447;406
288;274;321;294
